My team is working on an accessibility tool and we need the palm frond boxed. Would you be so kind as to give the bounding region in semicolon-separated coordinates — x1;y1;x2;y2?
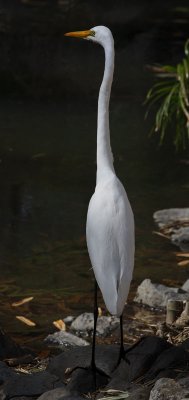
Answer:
145;39;189;150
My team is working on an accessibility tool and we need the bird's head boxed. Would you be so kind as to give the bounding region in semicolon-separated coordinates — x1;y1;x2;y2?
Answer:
64;26;113;47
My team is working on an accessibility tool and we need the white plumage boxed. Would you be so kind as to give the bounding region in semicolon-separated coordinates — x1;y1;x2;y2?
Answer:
87;175;134;316
86;26;135;317
65;25;135;319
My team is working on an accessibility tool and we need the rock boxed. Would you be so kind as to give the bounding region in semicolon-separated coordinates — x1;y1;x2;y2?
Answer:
149;377;189;400
37;387;80;400
177;376;189;390
182;279;189;292
64;316;75;324
171;227;189;251
0;397;37;400
153;208;189;229
144;345;189;382
134;279;189;308
47;344;121;381
153;208;189;251
106;336;171;390
70;313;119;336
44;331;89;348
0;370;64;398
0;328;32;360
0;361;17;384
180;338;189;351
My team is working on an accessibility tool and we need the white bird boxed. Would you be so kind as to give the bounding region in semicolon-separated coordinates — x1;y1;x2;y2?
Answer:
65;26;135;368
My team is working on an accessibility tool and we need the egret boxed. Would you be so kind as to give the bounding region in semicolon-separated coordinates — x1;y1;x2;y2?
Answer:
65;26;135;370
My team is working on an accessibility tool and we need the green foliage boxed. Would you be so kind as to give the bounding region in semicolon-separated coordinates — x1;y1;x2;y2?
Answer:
145;39;189;150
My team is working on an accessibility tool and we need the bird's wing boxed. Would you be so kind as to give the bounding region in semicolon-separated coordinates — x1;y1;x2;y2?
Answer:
86;176;134;316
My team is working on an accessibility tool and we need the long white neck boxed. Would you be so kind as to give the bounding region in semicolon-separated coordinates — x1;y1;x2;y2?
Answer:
96;39;115;184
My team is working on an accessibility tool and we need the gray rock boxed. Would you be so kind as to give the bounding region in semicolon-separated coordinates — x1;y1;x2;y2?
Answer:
44;331;89;348
47;344;121;380
149;377;189;400
153;208;189;229
0;397;37;400
171;227;189;251
1;370;64;398
177;376;189;390
37;387;78;400
0;361;17;384
182;279;189;292
153;208;189;251
71;313;119;336
134;279;189;308
64;316;75;324
0;328;31;360
144;346;189;382
180;338;189;351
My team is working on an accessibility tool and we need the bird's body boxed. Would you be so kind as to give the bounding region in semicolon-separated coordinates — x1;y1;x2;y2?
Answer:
65;26;135;367
87;174;134;316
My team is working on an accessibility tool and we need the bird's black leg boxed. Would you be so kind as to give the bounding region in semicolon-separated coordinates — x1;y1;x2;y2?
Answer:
116;314;130;366
117;314;125;364
91;279;98;372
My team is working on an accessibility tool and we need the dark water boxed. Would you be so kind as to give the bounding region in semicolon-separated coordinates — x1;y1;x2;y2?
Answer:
0;1;188;343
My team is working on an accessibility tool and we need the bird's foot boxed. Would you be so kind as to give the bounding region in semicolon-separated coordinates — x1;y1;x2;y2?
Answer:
116;346;130;367
65;363;109;391
116;337;146;367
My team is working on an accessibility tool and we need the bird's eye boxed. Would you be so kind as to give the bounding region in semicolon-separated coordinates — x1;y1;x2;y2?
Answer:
90;30;95;37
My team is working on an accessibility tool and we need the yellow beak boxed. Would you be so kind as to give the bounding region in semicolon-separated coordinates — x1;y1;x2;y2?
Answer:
64;30;94;38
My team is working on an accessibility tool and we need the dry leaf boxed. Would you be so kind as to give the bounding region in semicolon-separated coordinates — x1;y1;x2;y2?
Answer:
12;297;34;307
153;231;169;239
177;260;189;267
15;367;30;374
16;316;36;327
31;153;46;159
53;319;66;331
176;253;189;258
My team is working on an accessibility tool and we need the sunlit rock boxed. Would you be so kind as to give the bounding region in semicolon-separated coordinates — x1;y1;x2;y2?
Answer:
171;227;189;251
153;208;189;251
182;279;189;292
153;208;189;229
134;279;189;308
70;312;119;336
44;331;89;348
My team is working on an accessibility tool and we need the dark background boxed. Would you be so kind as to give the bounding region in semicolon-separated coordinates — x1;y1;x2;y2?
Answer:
0;0;189;100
